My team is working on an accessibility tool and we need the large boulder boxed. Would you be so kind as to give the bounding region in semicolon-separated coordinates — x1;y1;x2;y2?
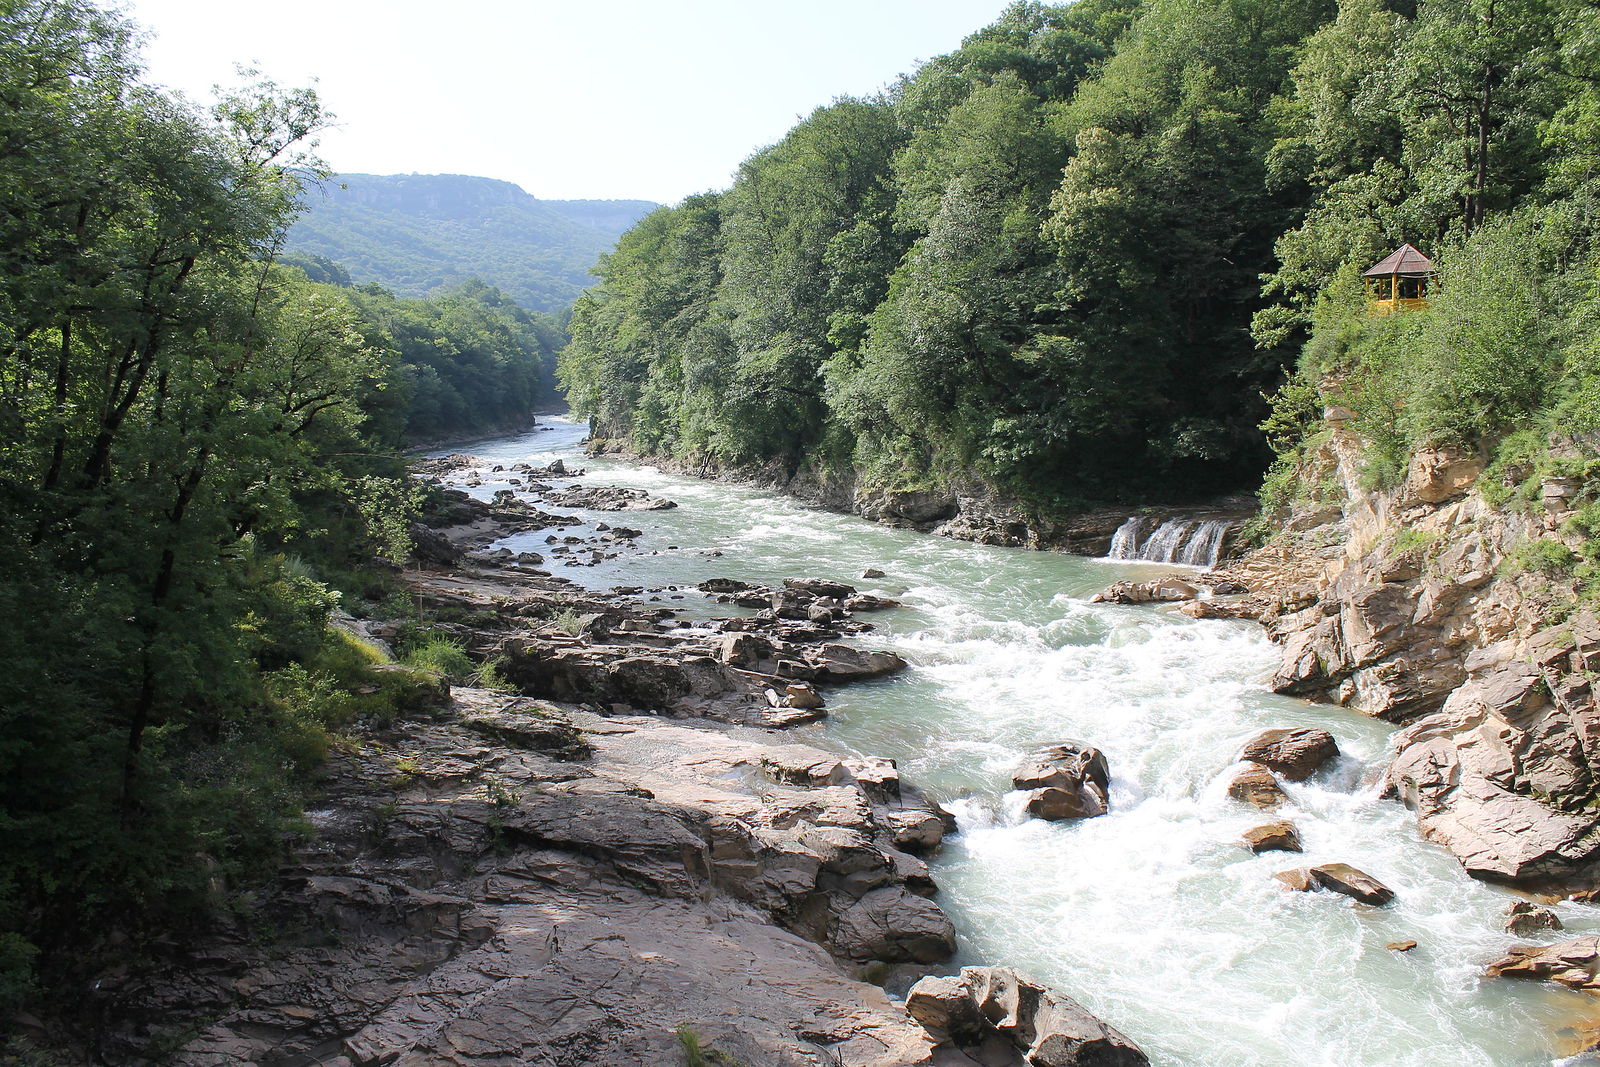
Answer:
1276;863;1394;906
1505;900;1563;936
809;644;908;682
1239;727;1339;781
1091;579;1199;605
1013;743;1110;821
906;966;1148;1066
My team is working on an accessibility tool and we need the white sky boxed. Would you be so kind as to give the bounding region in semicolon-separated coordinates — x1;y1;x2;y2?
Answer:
118;0;1016;204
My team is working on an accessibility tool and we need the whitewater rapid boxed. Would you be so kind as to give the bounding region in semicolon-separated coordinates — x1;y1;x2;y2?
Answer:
439;418;1600;1067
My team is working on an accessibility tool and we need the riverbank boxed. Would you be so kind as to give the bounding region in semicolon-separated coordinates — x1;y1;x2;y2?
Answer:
584;435;1254;560
40;420;1600;1065
35;444;1148;1066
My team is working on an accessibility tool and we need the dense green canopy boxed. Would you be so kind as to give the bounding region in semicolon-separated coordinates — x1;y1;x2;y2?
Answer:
0;0;559;1015
562;0;1600;513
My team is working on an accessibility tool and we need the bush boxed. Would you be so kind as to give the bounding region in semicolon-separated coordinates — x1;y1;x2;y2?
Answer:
403;637;475;683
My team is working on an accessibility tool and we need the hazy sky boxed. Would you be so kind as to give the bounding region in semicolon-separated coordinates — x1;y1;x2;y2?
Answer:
119;0;1016;205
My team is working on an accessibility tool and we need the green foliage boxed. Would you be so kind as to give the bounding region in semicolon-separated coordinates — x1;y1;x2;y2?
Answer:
0;0;474;1014
675;1024;747;1067
1391;527;1441;555
403;637;475;683
560;0;1338;502
1506;539;1579;578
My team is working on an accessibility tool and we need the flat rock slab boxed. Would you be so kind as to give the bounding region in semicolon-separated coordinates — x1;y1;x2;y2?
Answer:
1240;727;1338;781
1486;935;1600;991
1276;863;1395;906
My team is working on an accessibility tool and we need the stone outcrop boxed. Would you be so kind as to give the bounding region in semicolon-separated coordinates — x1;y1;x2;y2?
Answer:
1382;614;1600;882
92;689;958;1063
906;966;1149;1066
1193;412;1600;888
1239;727;1338;781
1013;743;1111;821
1486;936;1600;991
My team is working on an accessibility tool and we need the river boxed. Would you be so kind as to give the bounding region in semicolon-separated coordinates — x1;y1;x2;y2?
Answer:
436;417;1600;1067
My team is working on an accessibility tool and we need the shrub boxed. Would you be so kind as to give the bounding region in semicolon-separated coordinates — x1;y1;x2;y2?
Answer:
403;637;475;683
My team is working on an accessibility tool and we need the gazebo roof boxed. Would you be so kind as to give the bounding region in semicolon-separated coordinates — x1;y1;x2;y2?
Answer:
1363;243;1435;278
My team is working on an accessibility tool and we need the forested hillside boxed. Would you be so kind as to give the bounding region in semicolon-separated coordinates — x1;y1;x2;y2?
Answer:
0;0;558;1011
288;173;657;313
562;0;1600;517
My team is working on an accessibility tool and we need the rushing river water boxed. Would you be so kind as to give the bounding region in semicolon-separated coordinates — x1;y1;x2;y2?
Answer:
437;418;1600;1067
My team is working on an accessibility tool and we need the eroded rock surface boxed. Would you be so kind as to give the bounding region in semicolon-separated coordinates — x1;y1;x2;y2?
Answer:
1013;743;1111;821
1239;727;1338;781
906;966;1149;1067
95;691;954;1064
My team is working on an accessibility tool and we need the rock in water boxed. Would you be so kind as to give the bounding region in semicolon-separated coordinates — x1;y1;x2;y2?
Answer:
906;966;1149;1066
1309;863;1395;905
1241;821;1302;854
1013;743;1110;821
1278;863;1394;905
1486;936;1600;990
1505;900;1564;936
1227;764;1288;809
1240;727;1339;781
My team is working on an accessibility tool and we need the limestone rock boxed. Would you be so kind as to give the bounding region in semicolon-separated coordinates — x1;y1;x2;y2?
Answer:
1505;900;1564;936
1014;743;1110;821
1241;821;1302;854
1239;727;1339;781
906;966;1148;1066
1486;935;1600;991
1227;764;1288;810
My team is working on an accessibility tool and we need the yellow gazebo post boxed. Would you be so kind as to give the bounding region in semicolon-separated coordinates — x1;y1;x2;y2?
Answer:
1363;243;1435;316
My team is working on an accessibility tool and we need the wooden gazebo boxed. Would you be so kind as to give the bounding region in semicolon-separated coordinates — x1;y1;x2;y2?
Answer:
1364;243;1435;316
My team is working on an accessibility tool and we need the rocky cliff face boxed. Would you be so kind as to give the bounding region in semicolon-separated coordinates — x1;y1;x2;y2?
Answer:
1238;418;1600;885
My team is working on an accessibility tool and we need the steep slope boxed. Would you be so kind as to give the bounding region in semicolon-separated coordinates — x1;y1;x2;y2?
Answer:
1206;409;1600;887
288;173;658;313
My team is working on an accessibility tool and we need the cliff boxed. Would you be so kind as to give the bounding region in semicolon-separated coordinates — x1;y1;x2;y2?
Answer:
1227;409;1600;886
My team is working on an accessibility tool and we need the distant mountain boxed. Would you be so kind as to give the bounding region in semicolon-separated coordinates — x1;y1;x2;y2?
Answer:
286;173;658;313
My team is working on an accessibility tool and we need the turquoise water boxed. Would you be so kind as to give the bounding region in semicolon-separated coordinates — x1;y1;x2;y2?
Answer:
432;419;1600;1067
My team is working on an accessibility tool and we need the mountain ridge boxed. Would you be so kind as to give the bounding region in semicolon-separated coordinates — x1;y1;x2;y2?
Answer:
287;172;658;313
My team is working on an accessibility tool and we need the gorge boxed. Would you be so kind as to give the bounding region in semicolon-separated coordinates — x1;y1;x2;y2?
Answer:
415;420;1600;1065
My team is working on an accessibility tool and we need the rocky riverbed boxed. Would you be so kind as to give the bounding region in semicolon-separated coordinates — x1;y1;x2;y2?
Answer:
58;451;1145;1067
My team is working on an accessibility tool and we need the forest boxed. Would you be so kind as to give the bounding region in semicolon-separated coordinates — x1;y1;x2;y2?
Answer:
562;0;1600;518
0;0;559;1011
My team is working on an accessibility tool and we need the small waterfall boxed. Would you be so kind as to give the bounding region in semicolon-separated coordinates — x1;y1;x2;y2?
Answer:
1108;517;1141;559
1178;519;1233;568
1137;520;1194;563
1106;516;1235;567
